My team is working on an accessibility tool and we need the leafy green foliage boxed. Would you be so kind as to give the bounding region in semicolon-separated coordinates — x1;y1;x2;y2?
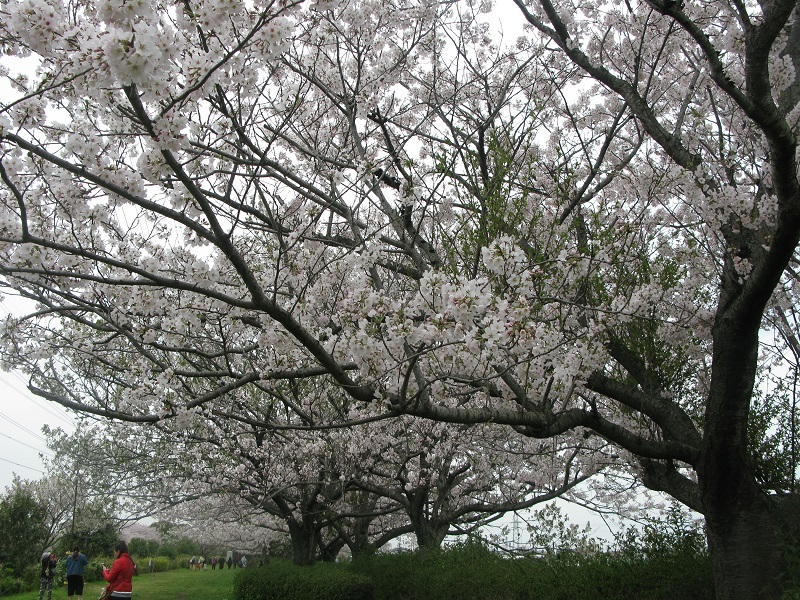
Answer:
353;541;528;600
0;484;49;577
526;504;603;556
233;561;374;600
349;537;712;600
0;565;27;596
614;504;707;561
748;379;800;494
127;537;161;558
56;523;121;559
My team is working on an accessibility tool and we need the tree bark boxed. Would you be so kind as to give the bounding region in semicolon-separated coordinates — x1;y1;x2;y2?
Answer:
318;535;345;562
404;490;449;549
409;513;448;549
287;519;321;566
705;494;797;600
701;280;800;599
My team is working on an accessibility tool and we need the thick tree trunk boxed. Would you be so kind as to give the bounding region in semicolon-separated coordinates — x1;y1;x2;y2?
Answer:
287;519;320;566
318;535;345;562
705;496;787;600
350;541;375;560
410;516;448;549
348;514;377;559
404;490;449;549
699;246;799;599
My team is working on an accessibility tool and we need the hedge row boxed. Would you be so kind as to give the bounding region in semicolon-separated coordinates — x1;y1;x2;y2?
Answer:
232;543;714;600
233;561;374;600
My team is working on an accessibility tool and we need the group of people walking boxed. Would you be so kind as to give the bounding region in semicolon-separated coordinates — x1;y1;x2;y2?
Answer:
190;553;247;570
38;541;134;600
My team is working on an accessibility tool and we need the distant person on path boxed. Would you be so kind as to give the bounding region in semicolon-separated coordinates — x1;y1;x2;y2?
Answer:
218;556;225;571
227;555;232;569
211;556;217;570
239;555;247;568
65;547;89;600
102;541;134;600
38;552;57;600
189;555;196;571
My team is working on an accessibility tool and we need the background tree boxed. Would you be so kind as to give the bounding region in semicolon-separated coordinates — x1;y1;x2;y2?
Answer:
0;478;49;577
349;417;602;549
126;537;160;560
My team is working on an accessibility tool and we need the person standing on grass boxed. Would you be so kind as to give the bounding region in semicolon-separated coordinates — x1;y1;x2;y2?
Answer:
102;541;134;600
38;551;57;600
65;547;89;600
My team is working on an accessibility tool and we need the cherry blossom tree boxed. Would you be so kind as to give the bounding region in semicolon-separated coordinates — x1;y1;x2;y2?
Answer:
1;0;800;597
155;493;289;560
349;417;601;549
55;380;592;564
501;2;800;598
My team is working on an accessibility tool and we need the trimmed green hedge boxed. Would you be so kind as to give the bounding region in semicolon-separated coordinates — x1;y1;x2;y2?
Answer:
352;543;528;600
350;541;713;600
233;561;374;600
229;541;712;600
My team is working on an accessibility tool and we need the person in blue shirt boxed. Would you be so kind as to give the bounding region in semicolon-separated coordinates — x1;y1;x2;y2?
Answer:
65;547;89;600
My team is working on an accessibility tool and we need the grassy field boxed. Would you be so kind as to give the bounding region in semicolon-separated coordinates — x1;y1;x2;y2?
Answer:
4;567;237;600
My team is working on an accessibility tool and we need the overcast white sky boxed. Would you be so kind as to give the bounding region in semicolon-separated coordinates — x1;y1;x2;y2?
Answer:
0;369;76;489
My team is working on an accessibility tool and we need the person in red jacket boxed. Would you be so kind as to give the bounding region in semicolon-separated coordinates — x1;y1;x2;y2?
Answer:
101;541;134;600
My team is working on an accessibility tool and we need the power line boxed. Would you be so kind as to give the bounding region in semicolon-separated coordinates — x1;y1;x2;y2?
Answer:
0;298;76;426
0;411;48;443
0;430;54;457
0;455;44;474
1;371;75;426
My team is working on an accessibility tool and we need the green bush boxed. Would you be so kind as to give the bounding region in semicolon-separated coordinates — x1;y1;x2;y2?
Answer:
233;560;374;600
0;565;25;596
353;541;533;600
20;563;40;590
141;556;174;573
520;551;713;600
349;539;713;600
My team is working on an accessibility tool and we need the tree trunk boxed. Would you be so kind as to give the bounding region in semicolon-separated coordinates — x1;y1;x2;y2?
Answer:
348;514;377;559
705;495;788;600
410;515;448;549
318;535;345;562
700;250;800;599
287;519;320;566
350;541;375;560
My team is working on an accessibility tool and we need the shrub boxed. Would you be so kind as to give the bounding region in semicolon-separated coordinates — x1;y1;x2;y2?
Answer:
233;560;374;600
141;556;173;573
350;539;713;600
0;565;26;596
353;541;533;600
20;563;40;589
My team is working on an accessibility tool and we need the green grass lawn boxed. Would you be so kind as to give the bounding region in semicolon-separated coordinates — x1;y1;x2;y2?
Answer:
4;567;237;600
